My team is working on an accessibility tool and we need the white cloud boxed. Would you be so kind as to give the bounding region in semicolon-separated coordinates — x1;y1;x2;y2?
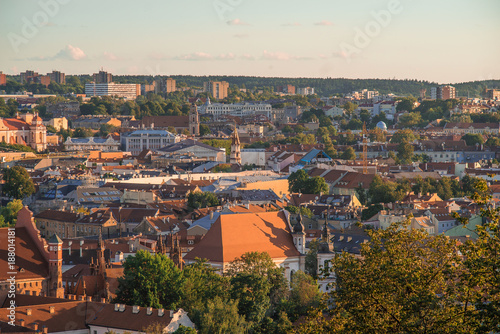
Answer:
103;51;118;60
227;18;251;26
27;45;86;61
281;22;301;27
314;20;333;26
175;52;213;61
217;53;236;60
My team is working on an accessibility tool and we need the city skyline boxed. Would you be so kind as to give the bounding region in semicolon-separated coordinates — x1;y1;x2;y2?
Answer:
1;0;499;83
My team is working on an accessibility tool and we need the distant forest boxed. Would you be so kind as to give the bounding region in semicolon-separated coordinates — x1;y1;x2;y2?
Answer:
4;74;500;98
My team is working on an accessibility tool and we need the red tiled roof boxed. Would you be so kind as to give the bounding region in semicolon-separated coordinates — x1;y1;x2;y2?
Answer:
184;211;300;264
3;118;30;130
0;227;49;281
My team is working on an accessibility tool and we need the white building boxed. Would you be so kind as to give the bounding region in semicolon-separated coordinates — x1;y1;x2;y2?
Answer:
200;100;272;120
297;87;315;95
123;129;180;156
64;137;120;151
155;139;226;162
85;82;140;99
241;148;266;167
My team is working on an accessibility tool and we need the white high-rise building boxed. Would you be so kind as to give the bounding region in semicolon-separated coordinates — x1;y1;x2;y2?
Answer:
85;82;140;99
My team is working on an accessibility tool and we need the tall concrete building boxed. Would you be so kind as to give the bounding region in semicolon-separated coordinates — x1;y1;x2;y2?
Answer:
93;70;113;83
486;89;500;100
20;70;37;84
431;85;456;100
157;77;176;93
276;85;296;95
48;70;66;84
204;81;229;99
85;82;140;99
0;71;6;86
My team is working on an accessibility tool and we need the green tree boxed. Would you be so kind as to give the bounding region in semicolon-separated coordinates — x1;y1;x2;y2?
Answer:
305;239;319;278
368;175;399;204
187;192;220;210
199;124;211;136
225;252;288;327
288;170;328;194
398;112;423;128
341;147;356;160
287;271;324;321
193;297;247;334
355;184;367;205
0;199;24;227
114;251;184;309
396;97;416;112
172;326;197;334
322;220;478;333
361;203;384;221
285;206;314;218
396;141;414;164
461;133;484;146
2;166;35;200
181;259;229;314
390;129;418;144
73;127;94;138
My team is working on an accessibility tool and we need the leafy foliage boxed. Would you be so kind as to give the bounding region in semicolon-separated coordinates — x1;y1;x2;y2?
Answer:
187;192;220;211
288;170;329;195
2;166;35;200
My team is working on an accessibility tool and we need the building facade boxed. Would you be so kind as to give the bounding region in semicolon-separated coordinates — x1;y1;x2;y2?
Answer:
64;137;120;151
0;112;47;151
204;81;229;99
124;129;180;155
201;101;272;120
85;83;140;99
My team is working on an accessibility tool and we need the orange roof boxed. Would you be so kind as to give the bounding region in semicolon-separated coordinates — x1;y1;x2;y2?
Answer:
3;118;30;130
184;211;300;264
0;227;49;281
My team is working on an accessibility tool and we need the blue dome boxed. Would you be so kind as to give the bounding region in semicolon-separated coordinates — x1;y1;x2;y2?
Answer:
376;121;387;131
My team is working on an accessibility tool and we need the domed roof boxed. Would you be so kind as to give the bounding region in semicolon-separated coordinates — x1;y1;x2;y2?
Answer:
376;121;387;131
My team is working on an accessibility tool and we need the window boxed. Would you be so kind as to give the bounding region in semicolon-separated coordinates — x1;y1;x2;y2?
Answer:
188;240;194;245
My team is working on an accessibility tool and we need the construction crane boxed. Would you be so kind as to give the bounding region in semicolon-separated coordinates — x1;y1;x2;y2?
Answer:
362;122;368;174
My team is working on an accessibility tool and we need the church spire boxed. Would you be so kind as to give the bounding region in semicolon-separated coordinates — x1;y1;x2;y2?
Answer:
230;127;241;165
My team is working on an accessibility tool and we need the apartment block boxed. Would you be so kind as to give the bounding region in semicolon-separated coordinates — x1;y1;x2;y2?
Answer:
85;82;140;99
0;71;6;85
93;70;113;83
48;70;66;84
431;85;456;100
204;81;229;99
157;77;176;93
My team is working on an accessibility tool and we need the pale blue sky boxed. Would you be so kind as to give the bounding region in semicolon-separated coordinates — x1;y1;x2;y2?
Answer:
0;0;499;83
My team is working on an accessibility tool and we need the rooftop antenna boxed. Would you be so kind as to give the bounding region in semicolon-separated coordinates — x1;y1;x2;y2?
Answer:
362;122;368;174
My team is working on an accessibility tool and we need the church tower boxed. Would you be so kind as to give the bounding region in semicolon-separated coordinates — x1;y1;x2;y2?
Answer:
189;104;200;136
157;234;166;255
230;128;241;165
96;230;106;276
292;214;306;254
317;206;334;274
29;111;46;152
48;234;64;298
169;234;184;270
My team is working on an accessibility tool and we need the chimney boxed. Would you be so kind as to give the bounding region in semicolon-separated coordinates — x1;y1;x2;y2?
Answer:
210;211;214;220
347;236;352;242
114;304;120;311
26;308;32;316
132;305;140;314
146;307;153;315
101;298;106;303
158;308;164;317
86;296;92;302
42;326;48;334
49;306;55;314
68;241;72;255
32;323;38;331
19;319;25;327
119;304;126;312
79;296;85;301
169;310;174;318
79;240;84;257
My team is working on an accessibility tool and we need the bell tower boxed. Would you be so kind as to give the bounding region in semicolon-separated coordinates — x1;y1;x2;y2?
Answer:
230;127;241;165
189;104;199;136
48;234;64;298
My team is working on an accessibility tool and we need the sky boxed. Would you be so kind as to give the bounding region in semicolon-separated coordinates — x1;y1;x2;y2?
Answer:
0;0;499;83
